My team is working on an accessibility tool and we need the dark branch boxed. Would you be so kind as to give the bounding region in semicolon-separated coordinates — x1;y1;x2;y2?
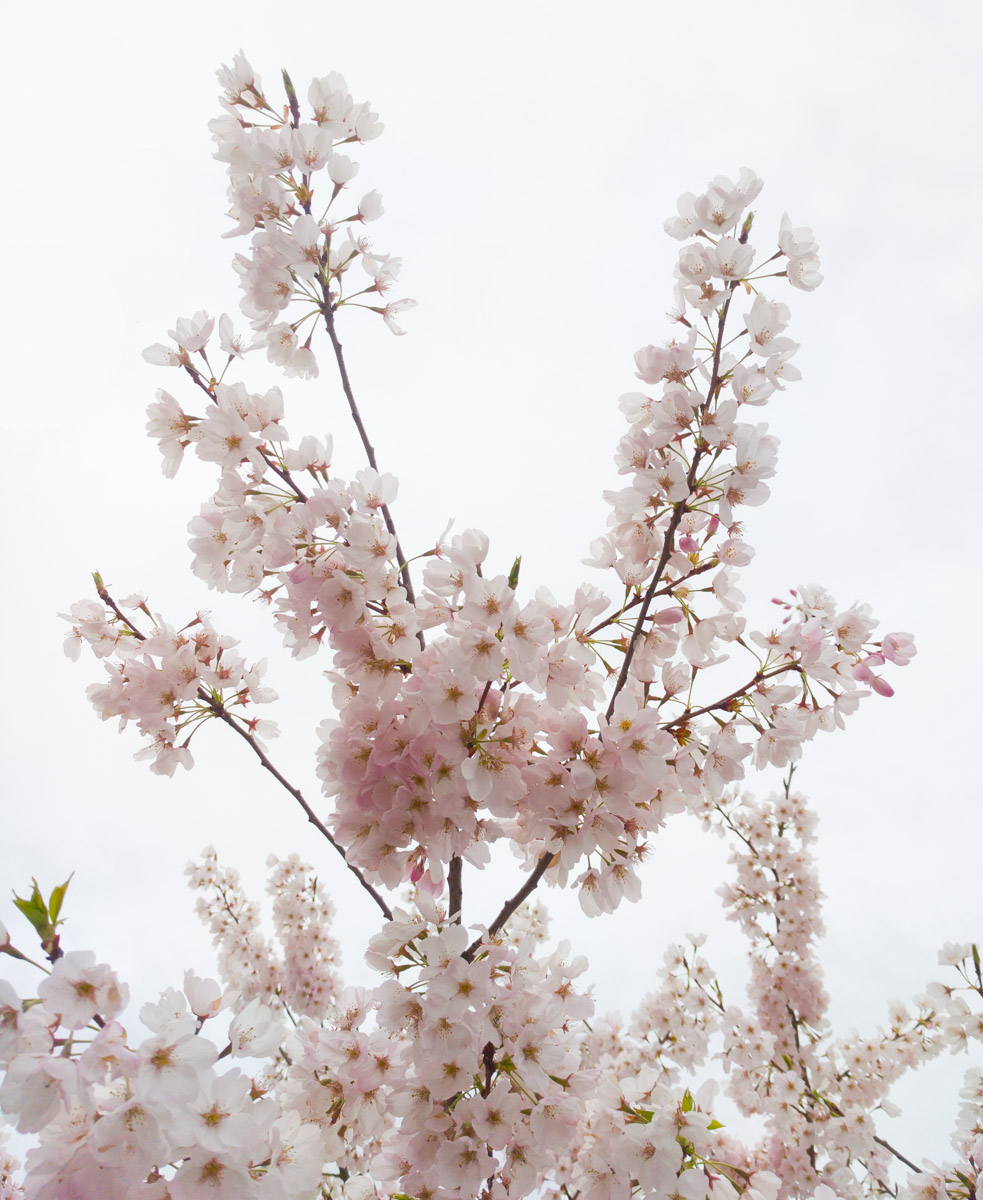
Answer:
448;855;463;925
319;296;423;647
603;271;742;724
203;699;393;922
464;851;553;962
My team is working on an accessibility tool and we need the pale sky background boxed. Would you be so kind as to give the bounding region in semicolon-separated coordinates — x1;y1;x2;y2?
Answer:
1;0;981;1169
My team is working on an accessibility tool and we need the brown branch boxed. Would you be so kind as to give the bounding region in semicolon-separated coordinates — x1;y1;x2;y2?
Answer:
603;270;743;724
464;851;553;962
603;505;689;723
869;1136;922;1176
480;1040;495;1097
660;661;802;729
97;585;146;641
319;296;423;646
203;699;392;921
583;560;716;640
448;855;463;925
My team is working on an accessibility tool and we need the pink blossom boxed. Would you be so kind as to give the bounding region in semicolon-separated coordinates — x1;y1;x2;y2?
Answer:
37;953;127;1031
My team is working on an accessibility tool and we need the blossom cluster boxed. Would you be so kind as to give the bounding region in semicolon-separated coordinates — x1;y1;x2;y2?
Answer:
143;53;414;388
188;848;341;1021
2;826;980;1199
6;51;977;1200
62;596;277;775
127;158;917;914
0;925;311;1199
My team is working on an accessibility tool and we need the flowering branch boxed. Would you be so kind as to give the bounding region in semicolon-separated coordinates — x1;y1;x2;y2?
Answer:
182;361;310;502
603;503;689;722
202;695;393;922
94;580;393;922
602;237;746;723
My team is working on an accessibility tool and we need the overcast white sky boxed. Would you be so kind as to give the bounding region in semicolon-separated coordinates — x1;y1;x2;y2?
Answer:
1;0;981;1166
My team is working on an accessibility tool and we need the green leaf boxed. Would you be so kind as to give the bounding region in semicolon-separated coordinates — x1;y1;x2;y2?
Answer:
47;874;73;925
681;1088;693;1112
12;880;48;935
12;876;70;962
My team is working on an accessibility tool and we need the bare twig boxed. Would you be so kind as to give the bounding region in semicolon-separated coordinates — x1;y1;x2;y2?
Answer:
319;296;423;646
204;699;392;921
464;851;553;962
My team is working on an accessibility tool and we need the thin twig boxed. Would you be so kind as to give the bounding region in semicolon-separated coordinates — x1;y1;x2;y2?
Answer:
182;364;309;503
583;560;716;640
204;699;393;921
464;851;553;962
603;506;689;722
319;296;423;645
660;662;801;728
603;270;741;723
813;1090;923;1175
97;587;146;640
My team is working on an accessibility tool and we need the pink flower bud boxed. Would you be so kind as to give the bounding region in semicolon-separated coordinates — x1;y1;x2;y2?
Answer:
653;607;684;626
